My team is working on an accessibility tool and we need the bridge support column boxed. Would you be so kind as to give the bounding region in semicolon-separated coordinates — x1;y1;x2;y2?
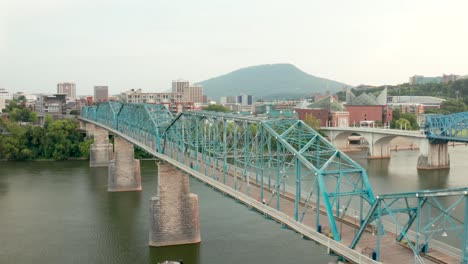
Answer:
90;126;113;167
108;136;142;192
368;141;391;159
86;123;95;138
149;163;201;247
327;130;349;149
417;139;450;169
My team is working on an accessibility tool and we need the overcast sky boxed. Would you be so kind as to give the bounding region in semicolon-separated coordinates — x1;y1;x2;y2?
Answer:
1;0;468;95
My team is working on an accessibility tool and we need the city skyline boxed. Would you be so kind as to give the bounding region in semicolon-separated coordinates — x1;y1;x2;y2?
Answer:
1;0;468;95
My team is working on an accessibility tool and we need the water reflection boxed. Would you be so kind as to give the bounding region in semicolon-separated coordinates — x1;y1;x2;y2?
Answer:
149;244;200;264
417;169;449;190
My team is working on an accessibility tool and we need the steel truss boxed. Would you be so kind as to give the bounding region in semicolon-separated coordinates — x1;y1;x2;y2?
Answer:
424;112;468;143
81;102;173;152
351;188;468;263
163;110;375;241
80;104;468;263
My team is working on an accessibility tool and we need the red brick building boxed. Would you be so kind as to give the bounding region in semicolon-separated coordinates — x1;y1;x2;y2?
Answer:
345;105;392;126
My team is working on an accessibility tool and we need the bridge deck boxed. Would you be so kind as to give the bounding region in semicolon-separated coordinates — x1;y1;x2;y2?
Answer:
169;148;458;264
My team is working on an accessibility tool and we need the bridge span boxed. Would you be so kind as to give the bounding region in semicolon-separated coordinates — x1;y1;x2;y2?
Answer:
321;127;450;170
79;102;468;263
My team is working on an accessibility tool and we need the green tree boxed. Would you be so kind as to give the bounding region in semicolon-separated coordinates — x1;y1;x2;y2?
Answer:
395;118;412;130
440;99;466;113
401;113;419;130
303;114;322;131
202;104;231;113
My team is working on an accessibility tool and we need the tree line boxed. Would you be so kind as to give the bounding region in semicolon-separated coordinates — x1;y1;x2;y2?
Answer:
0;115;93;160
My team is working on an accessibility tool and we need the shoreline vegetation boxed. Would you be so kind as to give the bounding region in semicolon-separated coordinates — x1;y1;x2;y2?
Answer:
0;116;93;161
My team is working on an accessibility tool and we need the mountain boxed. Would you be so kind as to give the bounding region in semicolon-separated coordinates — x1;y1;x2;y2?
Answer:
197;63;351;101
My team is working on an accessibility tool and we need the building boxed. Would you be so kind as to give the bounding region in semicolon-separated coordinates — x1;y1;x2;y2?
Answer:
57;82;76;102
0;88;12;112
387;96;445;109
0;88;12;101
183;84;203;103
345;88;392;126
0;97;5;112
408;74;468;85
172;80;189;94
35;94;67;116
237;93;254;105
121;89;183;104
94;86;109;102
294;96;349;127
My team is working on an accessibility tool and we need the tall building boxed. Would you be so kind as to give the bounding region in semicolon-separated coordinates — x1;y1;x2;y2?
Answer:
172;80;189;94
94;86;109;102
57;82;76;101
237;93;254;105
183;84;203;103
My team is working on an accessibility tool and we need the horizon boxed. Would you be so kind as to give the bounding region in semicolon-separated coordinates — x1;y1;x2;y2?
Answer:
1;0;468;95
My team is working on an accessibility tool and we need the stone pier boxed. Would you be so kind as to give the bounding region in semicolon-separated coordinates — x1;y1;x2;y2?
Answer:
86;123;95;138
417;139;450;169
89;126;113;167
108;136;142;192
149;163;201;247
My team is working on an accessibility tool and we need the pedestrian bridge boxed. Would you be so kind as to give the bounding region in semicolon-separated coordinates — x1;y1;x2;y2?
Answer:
80;102;468;264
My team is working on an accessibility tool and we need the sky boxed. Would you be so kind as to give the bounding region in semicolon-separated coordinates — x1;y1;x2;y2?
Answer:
1;0;468;96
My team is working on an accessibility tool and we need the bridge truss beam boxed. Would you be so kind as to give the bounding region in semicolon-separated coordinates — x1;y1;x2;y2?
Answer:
163;110;376;241
424;112;468;143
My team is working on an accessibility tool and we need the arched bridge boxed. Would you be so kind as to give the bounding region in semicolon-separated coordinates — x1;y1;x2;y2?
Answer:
322;112;468;169
80;102;468;263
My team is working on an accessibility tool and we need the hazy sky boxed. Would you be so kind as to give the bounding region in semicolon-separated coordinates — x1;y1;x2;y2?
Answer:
1;0;468;95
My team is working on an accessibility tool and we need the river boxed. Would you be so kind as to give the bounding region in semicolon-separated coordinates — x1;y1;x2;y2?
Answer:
0;145;467;264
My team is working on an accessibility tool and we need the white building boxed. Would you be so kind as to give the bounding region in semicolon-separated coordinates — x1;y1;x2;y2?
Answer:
0;88;12;112
57;82;76;102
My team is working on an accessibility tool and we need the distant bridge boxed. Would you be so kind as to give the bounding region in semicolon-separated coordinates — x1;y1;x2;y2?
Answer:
79;102;468;263
322;118;468;169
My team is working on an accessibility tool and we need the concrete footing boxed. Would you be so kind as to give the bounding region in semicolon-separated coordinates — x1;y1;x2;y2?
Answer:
108;136;142;192
90;127;113;167
417;142;450;170
149;163;201;247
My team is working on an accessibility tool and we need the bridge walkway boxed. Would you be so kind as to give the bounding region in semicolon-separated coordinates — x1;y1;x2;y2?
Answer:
168;147;457;264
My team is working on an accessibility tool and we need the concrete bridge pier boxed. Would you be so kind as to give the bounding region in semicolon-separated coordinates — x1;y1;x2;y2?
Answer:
326;130;350;149
367;135;394;159
108;136;142;192
417;139;450;169
149;163;201;247
90;126;113;167
86;123;95;138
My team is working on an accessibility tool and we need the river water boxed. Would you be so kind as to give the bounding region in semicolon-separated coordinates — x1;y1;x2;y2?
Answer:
0;145;467;264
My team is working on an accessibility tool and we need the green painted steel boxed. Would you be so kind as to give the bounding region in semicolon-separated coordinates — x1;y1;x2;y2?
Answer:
162;110;375;242
423;112;468;143
81;104;468;263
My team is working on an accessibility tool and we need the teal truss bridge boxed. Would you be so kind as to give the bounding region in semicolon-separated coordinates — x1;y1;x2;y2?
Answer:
81;102;468;263
423;112;468;143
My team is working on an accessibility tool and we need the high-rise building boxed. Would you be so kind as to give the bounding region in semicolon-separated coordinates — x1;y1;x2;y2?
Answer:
172;80;189;94
237;93;254;105
57;82;76;101
183;84;203;103
94;86;109;102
